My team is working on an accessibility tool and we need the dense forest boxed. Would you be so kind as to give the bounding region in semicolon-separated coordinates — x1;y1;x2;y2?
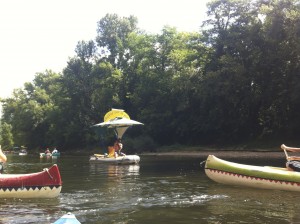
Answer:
1;0;300;152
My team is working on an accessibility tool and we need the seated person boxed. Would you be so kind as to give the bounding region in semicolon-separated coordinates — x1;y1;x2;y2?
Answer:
107;146;116;158
106;139;126;158
52;148;58;154
282;144;300;171
286;154;300;172
286;159;300;172
114;139;125;157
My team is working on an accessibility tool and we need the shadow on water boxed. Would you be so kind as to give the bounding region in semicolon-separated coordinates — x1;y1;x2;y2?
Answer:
1;153;300;223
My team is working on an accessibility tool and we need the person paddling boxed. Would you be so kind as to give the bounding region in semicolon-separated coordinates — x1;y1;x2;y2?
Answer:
281;144;300;171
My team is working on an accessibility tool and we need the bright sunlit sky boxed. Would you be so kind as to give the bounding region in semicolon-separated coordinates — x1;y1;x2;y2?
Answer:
0;0;209;99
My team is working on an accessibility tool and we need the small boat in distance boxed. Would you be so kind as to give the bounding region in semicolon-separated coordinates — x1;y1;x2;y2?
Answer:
19;149;28;156
40;152;52;158
89;109;143;165
205;145;300;192
40;147;60;158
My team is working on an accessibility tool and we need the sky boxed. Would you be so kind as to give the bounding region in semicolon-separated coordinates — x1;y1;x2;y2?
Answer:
0;0;209;99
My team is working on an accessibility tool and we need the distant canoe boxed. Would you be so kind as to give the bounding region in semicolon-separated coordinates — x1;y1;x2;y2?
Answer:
40;152;51;158
40;152;61;158
19;150;28;156
0;164;62;198
205;155;300;192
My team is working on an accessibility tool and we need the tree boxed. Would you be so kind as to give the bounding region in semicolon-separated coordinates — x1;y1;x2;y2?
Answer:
0;122;14;149
254;0;300;139
75;40;97;62
96;14;139;69
1;71;63;149
197;0;262;142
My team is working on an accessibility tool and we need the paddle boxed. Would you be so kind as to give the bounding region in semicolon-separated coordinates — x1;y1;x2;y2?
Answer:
281;144;289;160
94;154;105;158
281;144;300;161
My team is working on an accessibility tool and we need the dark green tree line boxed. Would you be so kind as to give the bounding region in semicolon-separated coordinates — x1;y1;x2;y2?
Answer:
1;0;300;151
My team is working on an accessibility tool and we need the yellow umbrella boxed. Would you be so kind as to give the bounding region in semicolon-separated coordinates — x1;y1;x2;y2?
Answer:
93;109;143;139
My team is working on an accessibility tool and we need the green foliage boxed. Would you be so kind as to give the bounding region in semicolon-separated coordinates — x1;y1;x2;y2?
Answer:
2;1;300;151
0;122;14;149
122;135;157;154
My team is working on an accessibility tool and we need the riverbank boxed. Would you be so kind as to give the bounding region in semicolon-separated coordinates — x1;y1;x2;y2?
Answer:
141;144;288;159
141;150;285;159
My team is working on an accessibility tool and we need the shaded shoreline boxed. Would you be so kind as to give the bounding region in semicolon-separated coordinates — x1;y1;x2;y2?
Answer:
141;150;286;159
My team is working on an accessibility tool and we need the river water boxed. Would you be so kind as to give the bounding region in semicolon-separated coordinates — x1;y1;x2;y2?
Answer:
1;153;300;223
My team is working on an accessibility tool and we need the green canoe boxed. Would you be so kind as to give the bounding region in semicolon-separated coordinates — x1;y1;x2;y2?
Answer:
205;155;300;192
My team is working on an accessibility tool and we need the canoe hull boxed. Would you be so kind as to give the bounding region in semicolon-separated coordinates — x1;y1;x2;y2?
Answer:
19;152;28;156
89;155;140;165
0;164;62;198
40;152;61;157
53;212;81;224
205;155;300;192
40;153;52;158
0;186;62;198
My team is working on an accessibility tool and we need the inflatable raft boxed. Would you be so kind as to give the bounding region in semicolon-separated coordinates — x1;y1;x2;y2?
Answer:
89;154;140;165
91;109;143;165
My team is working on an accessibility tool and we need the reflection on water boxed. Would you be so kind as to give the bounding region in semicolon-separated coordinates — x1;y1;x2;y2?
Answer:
1;154;300;223
89;163;140;177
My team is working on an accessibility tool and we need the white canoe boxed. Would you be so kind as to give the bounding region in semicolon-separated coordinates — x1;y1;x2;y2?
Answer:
205;155;300;192
89;155;140;165
40;152;52;158
19;152;28;156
